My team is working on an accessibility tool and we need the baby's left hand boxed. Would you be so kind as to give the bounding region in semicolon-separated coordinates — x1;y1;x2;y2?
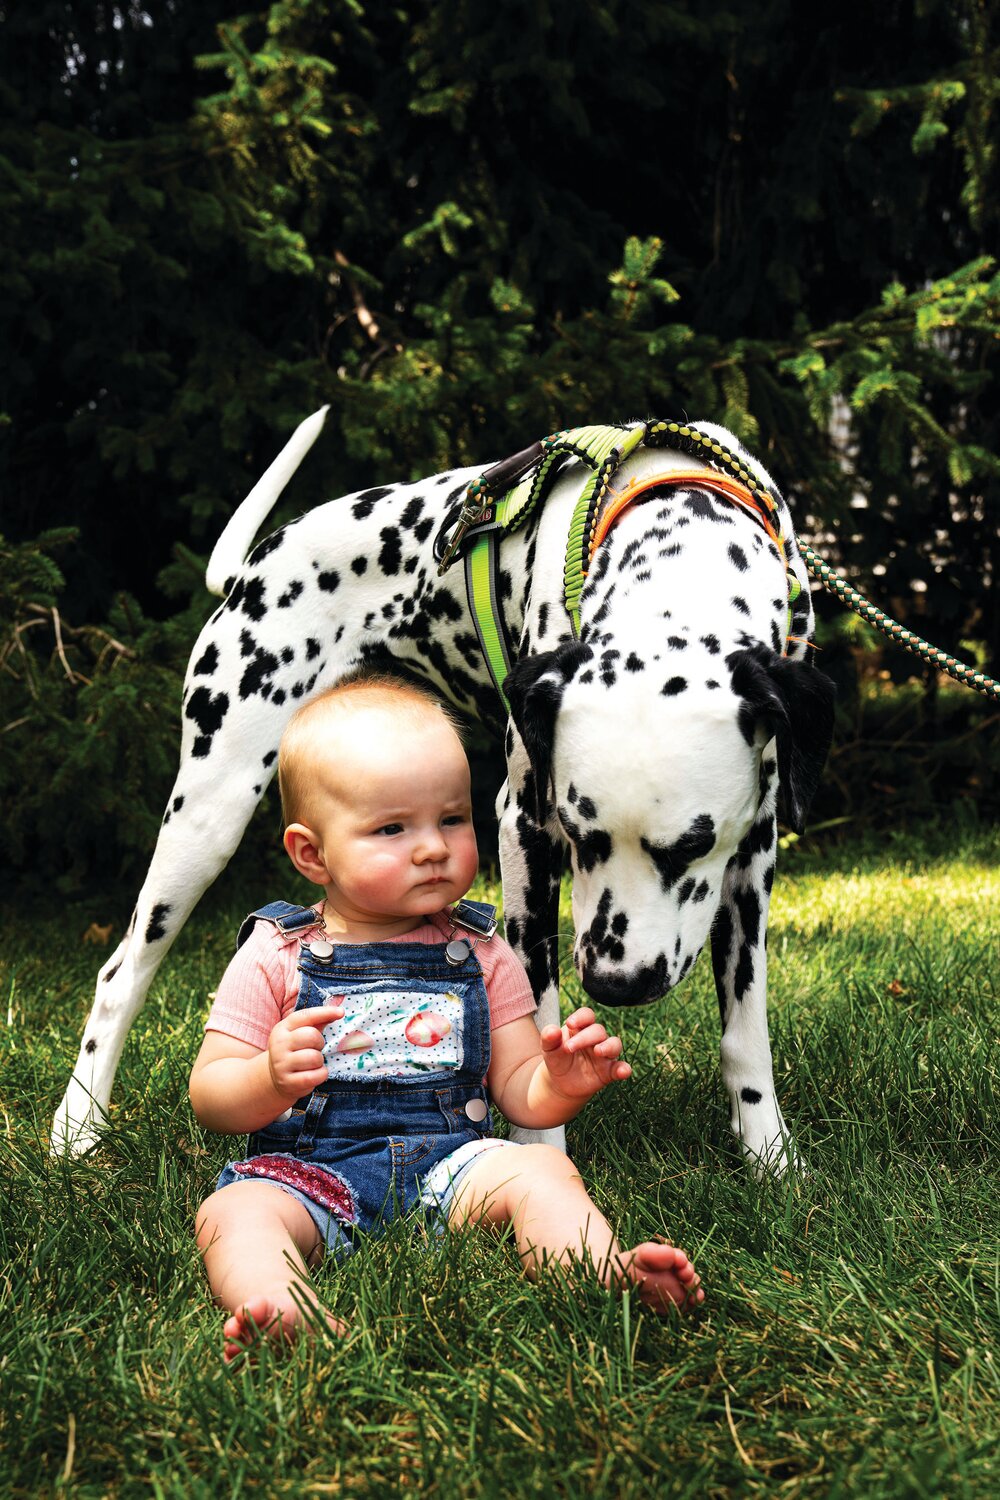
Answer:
539;1007;632;1101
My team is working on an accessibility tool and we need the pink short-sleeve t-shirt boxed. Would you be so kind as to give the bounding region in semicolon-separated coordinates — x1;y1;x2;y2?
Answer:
204;906;536;1052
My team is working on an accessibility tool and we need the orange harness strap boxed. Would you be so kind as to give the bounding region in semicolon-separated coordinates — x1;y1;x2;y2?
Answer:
591;469;783;558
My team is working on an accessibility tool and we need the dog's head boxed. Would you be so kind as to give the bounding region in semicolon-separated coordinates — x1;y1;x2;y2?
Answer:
506;638;835;1005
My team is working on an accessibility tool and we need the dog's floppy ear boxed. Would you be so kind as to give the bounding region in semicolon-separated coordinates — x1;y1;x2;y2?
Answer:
505;641;593;823
727;644;836;834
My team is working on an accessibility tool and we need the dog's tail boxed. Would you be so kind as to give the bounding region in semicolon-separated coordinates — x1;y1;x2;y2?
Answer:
205;405;331;597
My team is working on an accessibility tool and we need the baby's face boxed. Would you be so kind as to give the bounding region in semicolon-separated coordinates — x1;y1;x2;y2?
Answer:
304;709;479;930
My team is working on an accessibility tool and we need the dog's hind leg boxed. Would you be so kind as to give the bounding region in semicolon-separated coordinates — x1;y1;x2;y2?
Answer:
50;612;344;1154
711;752;800;1177
49;760;270;1154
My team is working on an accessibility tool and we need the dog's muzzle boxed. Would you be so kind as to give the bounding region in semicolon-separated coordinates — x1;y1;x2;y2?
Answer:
580;956;669;1007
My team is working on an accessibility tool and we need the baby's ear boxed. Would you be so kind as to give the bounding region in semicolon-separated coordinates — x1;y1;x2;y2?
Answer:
283;824;328;884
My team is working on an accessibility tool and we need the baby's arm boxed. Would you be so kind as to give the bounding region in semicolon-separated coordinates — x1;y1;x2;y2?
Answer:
189;1002;343;1134
487;1008;631;1129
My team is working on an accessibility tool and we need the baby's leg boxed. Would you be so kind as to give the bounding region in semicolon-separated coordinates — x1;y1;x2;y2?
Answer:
195;1181;345;1361
449;1144;704;1313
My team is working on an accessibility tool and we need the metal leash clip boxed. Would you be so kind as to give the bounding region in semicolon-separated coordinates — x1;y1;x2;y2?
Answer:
444;899;498;965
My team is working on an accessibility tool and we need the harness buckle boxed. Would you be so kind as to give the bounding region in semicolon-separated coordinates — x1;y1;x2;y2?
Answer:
437;498;496;573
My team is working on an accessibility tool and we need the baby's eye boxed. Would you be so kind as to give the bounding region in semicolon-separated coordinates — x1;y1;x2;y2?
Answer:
441;814;467;827
375;823;404;836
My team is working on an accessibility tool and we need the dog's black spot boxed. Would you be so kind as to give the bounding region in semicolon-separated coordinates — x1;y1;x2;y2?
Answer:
625;652;644;672
146;903;170;943
239;578;267;621
763;863;775;893
577;829;612;872
423;588;462;623
505;915;521;946
223;576;236;597
185;686;229;755
659;543;682;558
278;580;303;608
740;1087;762;1104
771;623;783;653
732;596;750;616
729;543;749;572
662;677;687;696
667;636;687;650
239;629;256;659
677;878;696;905
306;638;321;661
254;783;261;793
239;647;280;700
684;491;723;522
734;943;754;1001
611;911;628;936
351;556;368;576
280;647;294;664
735;887;762;946
318;570;340;593
700;634;720;655
577;796;596;820
247;527;285;566
706;679;720;689
85;1038;97;1053
711;907;733;1019
567;782;578;805
173;795;184;813
272;689;286;706
263;750;277;767
634;569;652;583
400;497;424;529
382;603;395;620
414;518;434;544
642;814;716;892
352;486;392;520
193;644;219;676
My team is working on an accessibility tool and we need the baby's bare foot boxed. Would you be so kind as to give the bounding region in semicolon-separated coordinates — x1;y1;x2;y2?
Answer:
617;1241;704;1314
222;1291;346;1363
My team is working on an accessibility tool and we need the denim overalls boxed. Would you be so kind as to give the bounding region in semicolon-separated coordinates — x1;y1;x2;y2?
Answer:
215;902;507;1254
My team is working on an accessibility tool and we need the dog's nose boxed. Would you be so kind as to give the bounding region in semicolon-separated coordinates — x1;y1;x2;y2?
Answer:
581;956;669;1007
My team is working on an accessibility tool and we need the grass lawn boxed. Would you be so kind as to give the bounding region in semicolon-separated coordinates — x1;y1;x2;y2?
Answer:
1;825;998;1497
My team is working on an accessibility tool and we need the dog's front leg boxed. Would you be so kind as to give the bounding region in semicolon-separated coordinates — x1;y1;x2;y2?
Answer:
496;777;567;1150
710;753;800;1177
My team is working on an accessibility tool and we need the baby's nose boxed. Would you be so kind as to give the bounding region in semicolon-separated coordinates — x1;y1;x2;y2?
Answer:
416;827;449;860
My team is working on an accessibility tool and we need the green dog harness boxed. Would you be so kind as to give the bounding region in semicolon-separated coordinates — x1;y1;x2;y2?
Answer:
437;419;799;713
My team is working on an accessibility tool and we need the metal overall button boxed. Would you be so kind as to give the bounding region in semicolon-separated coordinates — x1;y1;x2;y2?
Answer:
445;938;471;965
464;1098;488;1122
308;939;334;960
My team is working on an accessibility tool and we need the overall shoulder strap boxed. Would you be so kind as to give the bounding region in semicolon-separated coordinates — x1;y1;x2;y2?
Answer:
236;901;319;950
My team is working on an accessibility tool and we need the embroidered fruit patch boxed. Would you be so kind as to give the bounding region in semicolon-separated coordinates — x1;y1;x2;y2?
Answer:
336;1029;375;1055
404;1012;452;1047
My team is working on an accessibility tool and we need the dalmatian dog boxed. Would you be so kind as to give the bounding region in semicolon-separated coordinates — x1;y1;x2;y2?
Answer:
51;409;834;1173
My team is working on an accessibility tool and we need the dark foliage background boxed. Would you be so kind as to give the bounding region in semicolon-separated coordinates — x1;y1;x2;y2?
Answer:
1;0;998;892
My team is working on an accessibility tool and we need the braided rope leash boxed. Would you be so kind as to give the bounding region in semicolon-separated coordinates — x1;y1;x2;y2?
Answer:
799;545;1000;702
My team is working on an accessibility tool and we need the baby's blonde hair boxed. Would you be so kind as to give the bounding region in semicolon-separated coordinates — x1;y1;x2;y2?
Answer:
277;671;464;827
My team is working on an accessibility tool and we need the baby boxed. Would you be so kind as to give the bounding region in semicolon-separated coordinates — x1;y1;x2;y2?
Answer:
190;673;703;1360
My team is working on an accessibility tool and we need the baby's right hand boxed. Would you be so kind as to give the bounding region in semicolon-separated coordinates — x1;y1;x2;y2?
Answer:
267;1001;344;1101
